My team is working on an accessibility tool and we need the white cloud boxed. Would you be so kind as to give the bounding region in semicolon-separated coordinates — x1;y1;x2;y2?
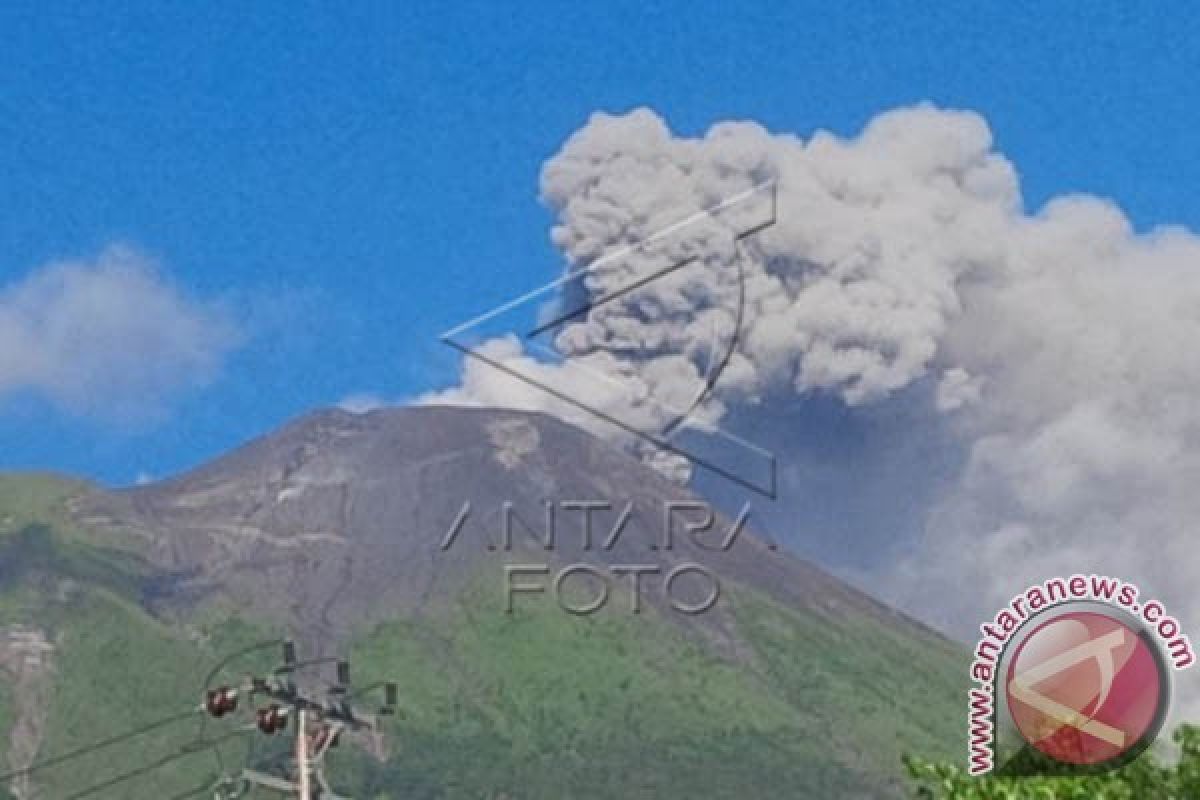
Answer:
417;334;666;436
0;245;240;419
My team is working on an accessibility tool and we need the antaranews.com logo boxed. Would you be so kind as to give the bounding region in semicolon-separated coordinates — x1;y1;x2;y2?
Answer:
968;575;1195;776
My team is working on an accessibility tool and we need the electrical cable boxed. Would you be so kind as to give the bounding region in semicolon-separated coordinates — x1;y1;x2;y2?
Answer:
2;639;381;799
165;776;241;800
197;638;286;775
0;708;200;782
64;727;254;800
200;639;286;691
165;783;218;800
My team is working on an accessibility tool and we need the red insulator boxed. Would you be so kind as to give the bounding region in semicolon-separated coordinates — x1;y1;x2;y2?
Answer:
256;704;289;734
206;689;226;718
207;687;239;717
256;706;277;734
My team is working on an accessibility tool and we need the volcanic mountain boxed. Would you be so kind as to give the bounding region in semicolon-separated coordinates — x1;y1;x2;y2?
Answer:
0;407;965;799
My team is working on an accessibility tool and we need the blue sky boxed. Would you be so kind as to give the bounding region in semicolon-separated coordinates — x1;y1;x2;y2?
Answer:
2;2;1198;486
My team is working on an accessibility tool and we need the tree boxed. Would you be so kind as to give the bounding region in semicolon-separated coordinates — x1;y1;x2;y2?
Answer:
904;725;1200;799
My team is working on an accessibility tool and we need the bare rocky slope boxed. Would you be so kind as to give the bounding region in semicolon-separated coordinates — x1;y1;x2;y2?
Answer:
73;406;943;651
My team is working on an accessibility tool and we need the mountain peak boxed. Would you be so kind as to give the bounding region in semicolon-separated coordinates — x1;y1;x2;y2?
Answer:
4;404;967;798
73;405;944;652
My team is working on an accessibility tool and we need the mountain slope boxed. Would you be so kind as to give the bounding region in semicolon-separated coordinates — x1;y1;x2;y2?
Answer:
0;408;966;798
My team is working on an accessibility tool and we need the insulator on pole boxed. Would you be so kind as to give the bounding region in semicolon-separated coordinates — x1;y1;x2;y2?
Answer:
206;687;238;718
382;682;398;714
256;704;289;735
205;690;224;718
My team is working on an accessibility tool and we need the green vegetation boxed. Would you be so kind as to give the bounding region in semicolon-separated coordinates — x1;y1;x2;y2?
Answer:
733;592;965;774
0;496;281;798
0;474;970;798
0;672;12;796
31;587;279;798
0;473;90;538
905;725;1200;798
338;580;967;798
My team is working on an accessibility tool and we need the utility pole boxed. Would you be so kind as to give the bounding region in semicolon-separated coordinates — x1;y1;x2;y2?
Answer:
203;640;398;799
296;708;311;800
0;638;396;800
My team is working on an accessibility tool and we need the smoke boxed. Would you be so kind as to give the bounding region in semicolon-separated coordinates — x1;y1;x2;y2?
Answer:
426;105;1200;711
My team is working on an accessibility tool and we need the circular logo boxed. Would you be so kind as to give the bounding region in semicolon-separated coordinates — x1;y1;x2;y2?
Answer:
1005;610;1168;766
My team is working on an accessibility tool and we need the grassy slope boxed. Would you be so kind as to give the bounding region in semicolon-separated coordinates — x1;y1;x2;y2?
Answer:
340;580;966;799
0;677;12;800
0;474;281;799
0;473;89;536
0;473;967;799
25;592;280;798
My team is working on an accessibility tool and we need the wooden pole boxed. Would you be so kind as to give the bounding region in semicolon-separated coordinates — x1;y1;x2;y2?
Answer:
296;709;311;800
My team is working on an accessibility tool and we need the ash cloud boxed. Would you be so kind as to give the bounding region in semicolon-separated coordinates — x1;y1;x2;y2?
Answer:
426;105;1200;714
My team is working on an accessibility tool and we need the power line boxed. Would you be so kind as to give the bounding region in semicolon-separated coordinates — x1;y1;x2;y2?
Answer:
165;783;226;800
0;708;200;783
235;642;399;800
197;638;289;778
201;639;287;691
64;728;254;800
2;639;398;800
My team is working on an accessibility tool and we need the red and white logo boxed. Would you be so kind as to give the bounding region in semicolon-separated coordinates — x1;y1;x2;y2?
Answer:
1005;610;1166;766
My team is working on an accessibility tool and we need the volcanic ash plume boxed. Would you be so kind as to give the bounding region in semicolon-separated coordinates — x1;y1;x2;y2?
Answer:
426;106;1200;718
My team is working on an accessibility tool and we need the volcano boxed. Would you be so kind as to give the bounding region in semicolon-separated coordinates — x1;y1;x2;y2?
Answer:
0;407;965;799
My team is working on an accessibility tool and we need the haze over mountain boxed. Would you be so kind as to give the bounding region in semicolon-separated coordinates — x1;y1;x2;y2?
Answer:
0;407;965;798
